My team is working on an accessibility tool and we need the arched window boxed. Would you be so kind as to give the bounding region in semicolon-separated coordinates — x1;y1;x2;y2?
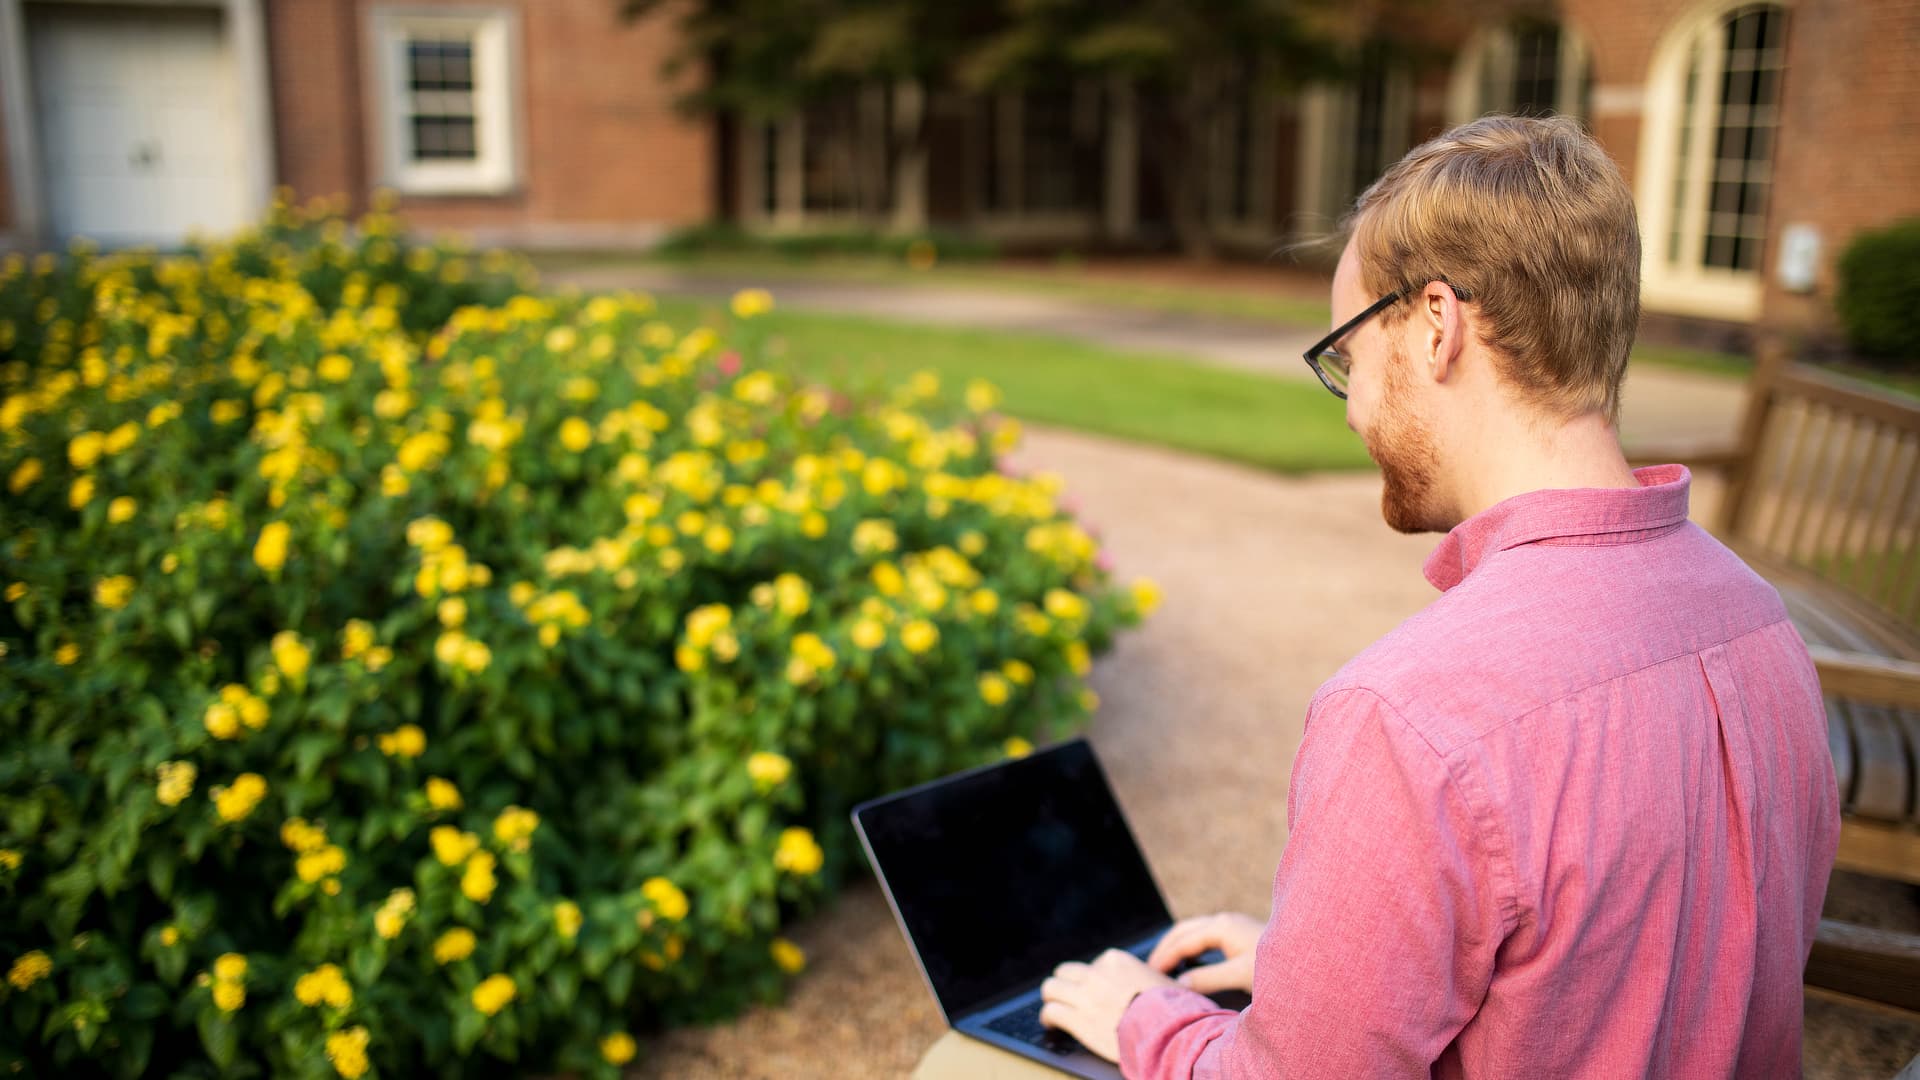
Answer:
1447;18;1592;126
1637;1;1789;320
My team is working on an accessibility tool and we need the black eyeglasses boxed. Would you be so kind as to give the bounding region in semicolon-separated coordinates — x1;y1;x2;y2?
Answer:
1302;283;1471;399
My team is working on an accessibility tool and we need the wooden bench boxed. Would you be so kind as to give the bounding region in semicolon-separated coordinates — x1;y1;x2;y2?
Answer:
1632;335;1920;1013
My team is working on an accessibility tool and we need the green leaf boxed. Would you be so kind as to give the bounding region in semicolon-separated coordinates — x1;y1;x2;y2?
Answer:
350;941;383;987
548;967;580;1010
163;609;192;650
147;847;178;900
289;733;335;782
605;958;635;1007
197;1011;238;1071
451;1007;485;1055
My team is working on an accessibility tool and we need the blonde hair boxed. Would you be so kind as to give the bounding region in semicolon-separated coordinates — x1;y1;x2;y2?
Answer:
1347;114;1640;421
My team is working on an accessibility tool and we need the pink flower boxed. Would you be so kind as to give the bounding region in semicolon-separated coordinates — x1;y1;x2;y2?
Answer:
1096;553;1115;573
717;352;742;377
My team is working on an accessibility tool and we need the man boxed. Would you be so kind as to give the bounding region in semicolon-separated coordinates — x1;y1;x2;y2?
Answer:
1033;115;1841;1076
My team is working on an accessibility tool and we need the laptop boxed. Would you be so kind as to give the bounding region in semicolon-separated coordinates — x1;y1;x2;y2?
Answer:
852;737;1251;1079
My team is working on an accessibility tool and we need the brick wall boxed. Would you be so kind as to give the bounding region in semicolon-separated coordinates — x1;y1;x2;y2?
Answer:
1762;0;1920;339
266;0;714;245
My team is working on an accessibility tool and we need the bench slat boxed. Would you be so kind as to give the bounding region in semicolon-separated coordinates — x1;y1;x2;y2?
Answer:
1826;697;1856;806
1848;705;1911;822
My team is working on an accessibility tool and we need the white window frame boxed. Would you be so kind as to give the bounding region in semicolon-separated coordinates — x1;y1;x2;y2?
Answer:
1293;69;1413;240
1446;21;1591;126
970;84;1104;243
368;7;518;196
1635;0;1790;322
1208;87;1277;239
735;85;893;230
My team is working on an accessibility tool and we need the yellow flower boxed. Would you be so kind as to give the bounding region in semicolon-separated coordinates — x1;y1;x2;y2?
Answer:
969;589;1000;616
600;1032;638;1066
212;773;267;823
212;980;246;1012
558;416;593;453
430;826;479;867
381;464;409;497
1079;688;1101;712
641;876;689;922
294;844;347;883
965;378;1002;413
213;953;248;981
92;575;134;610
461;850;498;903
1132;578;1162;616
8;457;42;494
730;288;774;319
271;630;311;681
425;777;462;810
770;937;806;974
106;496;137;524
791;632;836;675
159;926;180;947
7;951;51;990
68;475;94;510
747;751;792;791
326;1026;370;1079
1003;659;1035;686
674;644;704;673
433;927;477;965
871;561;904;597
156;761;197;806
978;673;1011;707
363;645;394;672
67;431;105;470
553;900;583;940
774;827;824;876
900;619;939;655
103;422;139;456
1004;736;1035;759
908;370;940;399
801;511;828;539
472;973;516;1016
851;617;886;651
294;964;353;1008
375;888;415;939
281;817;329;853
1066;640;1092;676
684;603;732;649
492;806;540;851
703;522;734;554
852;519;897;555
210;399;246;424
1044;588;1088;623
317;353;353;382
341;619;375;660
378;724;426;758
437;596;467;627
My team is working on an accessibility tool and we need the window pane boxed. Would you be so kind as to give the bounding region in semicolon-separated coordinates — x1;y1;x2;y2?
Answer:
1698;4;1786;271
1510;23;1561;117
411;116;477;161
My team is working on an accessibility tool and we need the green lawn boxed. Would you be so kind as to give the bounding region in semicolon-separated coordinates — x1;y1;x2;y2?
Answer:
533;251;1334;329
653;298;1375;474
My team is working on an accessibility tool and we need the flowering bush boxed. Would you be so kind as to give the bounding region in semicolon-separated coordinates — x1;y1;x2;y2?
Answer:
0;201;1154;1076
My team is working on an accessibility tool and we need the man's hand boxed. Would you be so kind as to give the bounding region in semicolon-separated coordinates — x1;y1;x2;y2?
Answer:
1147;912;1265;994
1039;949;1176;1063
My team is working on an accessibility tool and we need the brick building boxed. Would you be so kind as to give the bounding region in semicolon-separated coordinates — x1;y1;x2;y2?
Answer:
0;0;1914;339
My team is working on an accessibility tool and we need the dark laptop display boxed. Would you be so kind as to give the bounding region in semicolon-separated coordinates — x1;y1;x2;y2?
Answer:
854;740;1172;1020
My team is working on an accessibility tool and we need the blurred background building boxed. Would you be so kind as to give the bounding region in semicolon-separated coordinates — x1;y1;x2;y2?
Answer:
0;0;1914;343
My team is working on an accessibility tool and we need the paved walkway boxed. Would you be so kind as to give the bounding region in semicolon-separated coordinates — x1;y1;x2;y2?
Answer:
543;265;1752;455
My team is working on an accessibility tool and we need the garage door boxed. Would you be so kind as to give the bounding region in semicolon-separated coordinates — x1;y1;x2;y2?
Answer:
29;4;249;246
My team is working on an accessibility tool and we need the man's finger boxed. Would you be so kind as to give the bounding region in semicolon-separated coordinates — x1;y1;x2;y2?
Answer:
1052;961;1090;982
1148;918;1223;970
1039;976;1070;1003
1174;956;1253;995
1038;1000;1081;1033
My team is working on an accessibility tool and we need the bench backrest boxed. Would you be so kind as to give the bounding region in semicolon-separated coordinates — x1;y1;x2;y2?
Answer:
1719;339;1920;647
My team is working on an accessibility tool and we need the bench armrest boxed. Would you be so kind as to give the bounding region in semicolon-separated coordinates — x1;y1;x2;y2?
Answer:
1806;645;1920;711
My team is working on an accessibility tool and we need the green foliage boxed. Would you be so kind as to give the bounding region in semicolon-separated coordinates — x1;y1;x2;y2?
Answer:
1835;217;1920;365
0;201;1147;1076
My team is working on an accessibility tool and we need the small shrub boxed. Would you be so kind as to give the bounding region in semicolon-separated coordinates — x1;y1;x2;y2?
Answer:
1835;217;1920;365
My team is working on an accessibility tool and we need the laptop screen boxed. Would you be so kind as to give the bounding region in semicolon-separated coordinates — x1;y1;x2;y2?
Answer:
854;739;1172;1019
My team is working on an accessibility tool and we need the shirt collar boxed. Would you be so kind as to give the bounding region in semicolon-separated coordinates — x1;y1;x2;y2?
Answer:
1423;465;1693;592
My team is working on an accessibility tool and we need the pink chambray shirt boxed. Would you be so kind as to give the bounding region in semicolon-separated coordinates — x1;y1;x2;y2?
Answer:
1118;466;1841;1079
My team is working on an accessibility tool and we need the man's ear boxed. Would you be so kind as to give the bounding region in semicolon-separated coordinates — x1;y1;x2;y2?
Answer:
1422;280;1466;384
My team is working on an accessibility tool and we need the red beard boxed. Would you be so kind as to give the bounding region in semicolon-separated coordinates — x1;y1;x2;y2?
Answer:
1365;343;1445;535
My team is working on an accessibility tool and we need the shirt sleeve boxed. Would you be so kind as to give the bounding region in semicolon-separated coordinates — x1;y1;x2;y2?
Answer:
1117;687;1508;1080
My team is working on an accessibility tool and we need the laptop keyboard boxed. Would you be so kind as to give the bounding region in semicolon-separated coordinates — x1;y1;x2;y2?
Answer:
985;1001;1082;1055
